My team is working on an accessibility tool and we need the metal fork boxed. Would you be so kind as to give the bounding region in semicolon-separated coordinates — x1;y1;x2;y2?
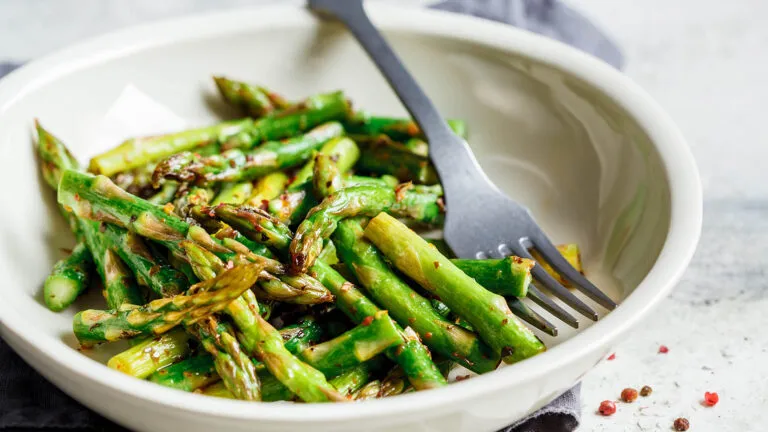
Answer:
308;0;618;336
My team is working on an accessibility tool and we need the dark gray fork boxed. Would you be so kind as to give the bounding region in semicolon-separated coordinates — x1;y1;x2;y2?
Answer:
308;0;617;335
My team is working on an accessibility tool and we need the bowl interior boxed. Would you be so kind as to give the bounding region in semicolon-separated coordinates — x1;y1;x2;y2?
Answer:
0;11;670;378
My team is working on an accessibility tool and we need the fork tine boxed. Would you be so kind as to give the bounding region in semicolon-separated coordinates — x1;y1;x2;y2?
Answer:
528;235;618;310
511;244;599;320
526;285;579;329
507;297;558;336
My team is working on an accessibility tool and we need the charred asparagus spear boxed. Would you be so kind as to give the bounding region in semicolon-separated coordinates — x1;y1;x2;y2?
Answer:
213;76;277;118
73;263;262;347
289;184;444;274
312;260;447;390
153;122;344;186
333;218;500;373
354;135;438;184
363;213;546;363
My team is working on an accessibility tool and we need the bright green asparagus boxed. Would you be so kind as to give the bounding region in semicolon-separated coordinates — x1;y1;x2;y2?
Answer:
108;329;190;378
213;76;277;118
73;263;262;346
297;311;403;376
451;256;535;298
364;213;546;363
333;218;500;373
43;243;92;312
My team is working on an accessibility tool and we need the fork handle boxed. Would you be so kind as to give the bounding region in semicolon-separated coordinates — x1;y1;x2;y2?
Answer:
308;0;488;187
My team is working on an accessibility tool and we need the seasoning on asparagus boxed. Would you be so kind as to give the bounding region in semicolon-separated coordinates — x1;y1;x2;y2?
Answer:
213;76;277;118
289;184;444;274
312;260;447;390
245;171;289;208
73;262;262;347
363;213;546;363
298;310;403;376
333;218;500;373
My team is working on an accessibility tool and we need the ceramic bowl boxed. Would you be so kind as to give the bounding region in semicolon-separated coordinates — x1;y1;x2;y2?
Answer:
0;4;701;431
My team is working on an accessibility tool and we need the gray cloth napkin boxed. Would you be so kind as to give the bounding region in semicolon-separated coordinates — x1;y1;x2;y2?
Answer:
0;1;621;431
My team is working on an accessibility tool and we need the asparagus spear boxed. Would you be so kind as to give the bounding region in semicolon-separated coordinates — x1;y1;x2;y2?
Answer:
44;243;92;312
291;136;360;187
194;317;261;401
147;181;180;205
80;220;145;309
311;260;447;390
199;372;294;402
36;122;96;310
211;181;253;206
354;135;438;184
154;122;344;186
210;204;293;252
345;112;467;141
313;154;343;199
100;223;189;297
451;256;534;298
403;138;429;156
344;174;399;188
333;218;500;373
226;290;346;402
298;311;403;376
245;171;289;208
213;76;277;118
289;184;444;274
89;118;253;176
73;263;262;347
266;136;361;226
364;213;546;363
352;380;382;401
328;358;388;397
149;354;219;391
221;91;351;150
254;272;334;304
107;329;190;378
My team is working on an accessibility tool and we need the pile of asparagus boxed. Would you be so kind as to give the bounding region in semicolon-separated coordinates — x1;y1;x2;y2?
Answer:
38;77;583;402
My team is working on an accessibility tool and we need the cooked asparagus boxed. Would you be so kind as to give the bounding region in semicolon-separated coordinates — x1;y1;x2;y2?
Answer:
363;213;546;363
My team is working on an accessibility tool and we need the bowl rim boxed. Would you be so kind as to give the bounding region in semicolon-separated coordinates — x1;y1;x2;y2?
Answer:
0;2;702;423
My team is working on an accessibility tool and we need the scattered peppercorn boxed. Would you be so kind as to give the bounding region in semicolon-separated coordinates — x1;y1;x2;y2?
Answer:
703;391;719;407
620;387;638;403
658;345;669;354
673;417;689;431
598;400;616;416
607;353;616;361
640;385;653;397
361;316;374;326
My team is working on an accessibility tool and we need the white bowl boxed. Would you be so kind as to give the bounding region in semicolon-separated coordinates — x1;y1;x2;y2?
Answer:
0;4;701;432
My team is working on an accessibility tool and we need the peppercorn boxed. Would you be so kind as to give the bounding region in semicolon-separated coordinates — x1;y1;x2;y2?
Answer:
598;400;616;416
704;391;719;407
640;385;653;397
620;387;638;403
673;417;690;431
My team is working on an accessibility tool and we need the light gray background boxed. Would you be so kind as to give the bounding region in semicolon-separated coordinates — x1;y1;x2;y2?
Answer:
2;1;766;430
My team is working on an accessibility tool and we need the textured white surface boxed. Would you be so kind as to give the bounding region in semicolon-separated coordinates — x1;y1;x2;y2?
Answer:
0;1;762;431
